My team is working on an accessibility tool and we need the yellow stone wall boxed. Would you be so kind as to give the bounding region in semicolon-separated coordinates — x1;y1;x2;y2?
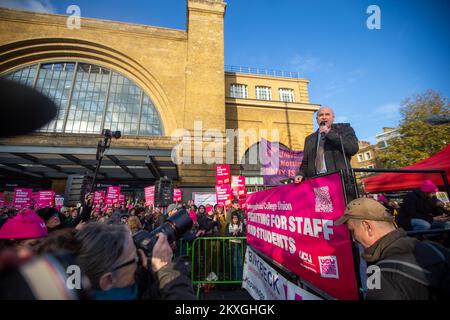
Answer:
225;73;320;161
225;72;310;103
0;0;319;187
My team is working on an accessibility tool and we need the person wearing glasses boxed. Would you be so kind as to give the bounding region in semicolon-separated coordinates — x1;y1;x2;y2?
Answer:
75;223;195;300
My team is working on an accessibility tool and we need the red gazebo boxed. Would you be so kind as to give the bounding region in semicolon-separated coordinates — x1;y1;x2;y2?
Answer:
362;144;450;193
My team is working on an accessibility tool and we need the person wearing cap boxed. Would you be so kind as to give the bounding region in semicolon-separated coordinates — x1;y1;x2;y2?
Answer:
120;213;130;224
167;203;178;218
336;197;450;300
36;207;61;231
397;180;450;231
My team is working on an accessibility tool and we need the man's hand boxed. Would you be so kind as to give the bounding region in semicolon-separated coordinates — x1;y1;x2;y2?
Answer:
434;215;449;222
84;193;93;206
151;233;173;272
196;230;205;237
294;175;303;184
319;125;331;135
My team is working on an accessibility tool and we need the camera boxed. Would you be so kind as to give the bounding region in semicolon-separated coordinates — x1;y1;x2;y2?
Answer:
132;208;193;257
102;129;121;139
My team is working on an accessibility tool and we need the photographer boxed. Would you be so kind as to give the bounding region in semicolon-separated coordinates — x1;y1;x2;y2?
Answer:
75;223;195;300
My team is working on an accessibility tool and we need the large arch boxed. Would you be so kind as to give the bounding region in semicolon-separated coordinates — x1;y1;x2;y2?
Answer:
0;37;177;134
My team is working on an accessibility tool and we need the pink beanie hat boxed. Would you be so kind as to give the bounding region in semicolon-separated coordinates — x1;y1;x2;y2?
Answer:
420;180;438;193
0;209;48;239
377;194;387;204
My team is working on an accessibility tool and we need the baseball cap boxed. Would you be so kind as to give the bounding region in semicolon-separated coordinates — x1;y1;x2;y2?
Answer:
335;198;394;225
167;203;177;213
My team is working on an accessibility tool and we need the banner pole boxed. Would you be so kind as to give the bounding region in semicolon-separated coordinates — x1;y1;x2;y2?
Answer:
339;170;364;300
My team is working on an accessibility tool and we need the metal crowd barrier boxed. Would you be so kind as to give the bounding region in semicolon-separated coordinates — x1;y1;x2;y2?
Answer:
180;236;247;298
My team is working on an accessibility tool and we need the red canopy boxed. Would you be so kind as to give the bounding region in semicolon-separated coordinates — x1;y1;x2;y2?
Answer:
362;144;450;193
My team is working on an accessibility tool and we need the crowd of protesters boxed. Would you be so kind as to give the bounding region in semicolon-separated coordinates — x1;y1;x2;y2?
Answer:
1;179;450;300
360;180;450;233
0;191;247;300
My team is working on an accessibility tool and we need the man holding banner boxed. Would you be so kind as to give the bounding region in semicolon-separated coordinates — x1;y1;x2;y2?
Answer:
294;107;358;199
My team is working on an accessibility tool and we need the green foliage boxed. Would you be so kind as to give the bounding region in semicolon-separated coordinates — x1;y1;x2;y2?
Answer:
377;90;450;168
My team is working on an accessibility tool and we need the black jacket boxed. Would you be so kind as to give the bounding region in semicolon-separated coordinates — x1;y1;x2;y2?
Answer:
146;256;196;300
397;190;442;229
363;228;450;300
297;123;358;178
198;214;218;236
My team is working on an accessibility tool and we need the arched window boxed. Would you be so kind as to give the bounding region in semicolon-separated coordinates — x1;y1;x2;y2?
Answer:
2;62;163;136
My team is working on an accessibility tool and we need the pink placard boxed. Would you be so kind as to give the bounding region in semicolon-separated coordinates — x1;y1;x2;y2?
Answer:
36;190;55;208
215;165;230;185
238;197;247;210
173;188;182;202
13;188;33;209
215;184;232;207
105;186;121;205
93;191;105;205
119;194;126;204
144;186;155;206
231;175;247;198
245;172;359;300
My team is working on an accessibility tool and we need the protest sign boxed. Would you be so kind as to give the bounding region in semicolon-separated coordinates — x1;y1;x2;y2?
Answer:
243;246;322;300
246;172;359;300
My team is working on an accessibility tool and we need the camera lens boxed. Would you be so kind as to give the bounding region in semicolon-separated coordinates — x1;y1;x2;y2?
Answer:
132;208;192;257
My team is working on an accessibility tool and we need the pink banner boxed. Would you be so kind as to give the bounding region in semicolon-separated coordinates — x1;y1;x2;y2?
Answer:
93;191;105;205
246;172;359;300
105;186;121;205
119;194;126;204
216;184;232;207
216;165;230;185
36;190;55;208
231;175;247;198
13;188;33;209
238;197;247;210
173;188;182;202
144;186;155;206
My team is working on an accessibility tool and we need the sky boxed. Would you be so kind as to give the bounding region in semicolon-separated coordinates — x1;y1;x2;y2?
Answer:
1;0;449;144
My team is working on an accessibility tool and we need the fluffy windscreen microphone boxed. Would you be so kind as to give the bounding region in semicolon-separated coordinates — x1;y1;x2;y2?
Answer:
0;78;57;137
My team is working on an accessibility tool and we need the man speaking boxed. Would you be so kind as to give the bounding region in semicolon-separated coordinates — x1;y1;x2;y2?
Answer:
295;107;359;199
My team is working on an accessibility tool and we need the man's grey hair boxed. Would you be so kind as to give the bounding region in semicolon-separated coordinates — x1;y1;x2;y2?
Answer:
316;106;334;116
75;223;130;289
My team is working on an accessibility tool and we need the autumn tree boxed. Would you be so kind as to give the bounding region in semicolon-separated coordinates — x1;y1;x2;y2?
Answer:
376;90;450;168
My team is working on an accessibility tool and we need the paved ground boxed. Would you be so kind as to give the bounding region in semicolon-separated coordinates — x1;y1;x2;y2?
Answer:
198;285;254;300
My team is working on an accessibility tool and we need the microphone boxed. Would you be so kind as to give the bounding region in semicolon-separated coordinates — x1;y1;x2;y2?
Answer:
319;121;327;136
426;115;450;125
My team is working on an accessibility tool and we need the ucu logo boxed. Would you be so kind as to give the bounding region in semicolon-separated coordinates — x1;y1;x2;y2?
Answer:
298;250;313;264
